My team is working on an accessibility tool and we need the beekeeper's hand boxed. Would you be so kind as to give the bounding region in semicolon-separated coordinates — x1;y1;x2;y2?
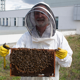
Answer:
56;48;68;59
0;44;10;57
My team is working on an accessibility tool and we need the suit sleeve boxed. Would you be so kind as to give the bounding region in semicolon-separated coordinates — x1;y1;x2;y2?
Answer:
56;33;73;67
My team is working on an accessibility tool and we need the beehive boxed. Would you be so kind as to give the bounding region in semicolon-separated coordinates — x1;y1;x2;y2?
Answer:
10;48;55;77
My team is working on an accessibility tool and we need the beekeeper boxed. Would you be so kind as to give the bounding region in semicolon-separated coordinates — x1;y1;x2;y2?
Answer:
0;2;73;80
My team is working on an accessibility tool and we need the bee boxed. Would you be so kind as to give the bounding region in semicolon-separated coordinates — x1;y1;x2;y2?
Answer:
10;48;55;76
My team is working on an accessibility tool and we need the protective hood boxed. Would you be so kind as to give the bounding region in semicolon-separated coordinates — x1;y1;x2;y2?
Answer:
25;2;56;38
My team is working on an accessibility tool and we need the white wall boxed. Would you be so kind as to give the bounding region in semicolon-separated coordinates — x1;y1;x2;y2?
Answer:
0;6;80;30
0;9;30;17
18;17;23;26
51;6;80;30
8;18;11;26
0;26;27;35
44;0;80;7
11;17;14;26
0;9;30;27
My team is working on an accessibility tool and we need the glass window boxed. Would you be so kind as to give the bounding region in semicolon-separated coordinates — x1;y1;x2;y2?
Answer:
14;18;16;26
55;17;58;29
23;17;25;26
3;18;5;26
6;18;8;26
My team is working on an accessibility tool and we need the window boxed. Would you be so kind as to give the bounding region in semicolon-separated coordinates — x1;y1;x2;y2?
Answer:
55;17;58;29
73;5;80;20
3;18;5;26
23;17;25;26
6;18;8;26
14;18;16;26
0;18;1;26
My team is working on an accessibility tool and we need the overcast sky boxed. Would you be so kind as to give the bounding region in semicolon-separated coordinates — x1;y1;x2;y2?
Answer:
6;0;44;10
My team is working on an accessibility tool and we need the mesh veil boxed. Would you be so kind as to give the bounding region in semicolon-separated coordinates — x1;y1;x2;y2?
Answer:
25;3;56;38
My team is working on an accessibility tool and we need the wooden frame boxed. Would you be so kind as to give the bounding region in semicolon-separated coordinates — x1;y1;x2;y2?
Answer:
10;48;55;77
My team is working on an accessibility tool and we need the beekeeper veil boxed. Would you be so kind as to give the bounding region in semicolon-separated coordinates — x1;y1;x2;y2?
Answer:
25;2;56;38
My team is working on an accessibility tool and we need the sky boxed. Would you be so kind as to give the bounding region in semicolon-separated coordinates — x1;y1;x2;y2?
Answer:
6;0;44;10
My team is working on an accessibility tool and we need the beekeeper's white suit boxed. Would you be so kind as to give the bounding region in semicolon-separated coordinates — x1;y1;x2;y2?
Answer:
6;2;73;80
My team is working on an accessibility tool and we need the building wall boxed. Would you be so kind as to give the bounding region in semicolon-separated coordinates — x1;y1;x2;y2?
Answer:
0;9;30;17
0;9;30;27
51;6;80;30
18;17;23;26
0;6;80;30
44;0;80;7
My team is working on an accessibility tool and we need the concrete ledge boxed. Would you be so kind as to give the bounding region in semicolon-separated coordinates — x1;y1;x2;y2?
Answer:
58;30;76;36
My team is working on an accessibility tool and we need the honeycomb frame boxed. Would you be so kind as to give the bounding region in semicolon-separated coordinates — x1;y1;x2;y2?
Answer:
10;48;55;77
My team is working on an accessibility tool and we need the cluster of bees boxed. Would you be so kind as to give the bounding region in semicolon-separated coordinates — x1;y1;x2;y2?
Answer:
10;48;54;74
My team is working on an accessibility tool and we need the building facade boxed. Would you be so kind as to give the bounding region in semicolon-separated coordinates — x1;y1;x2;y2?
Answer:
0;9;30;27
0;0;80;31
44;0;80;7
44;0;80;30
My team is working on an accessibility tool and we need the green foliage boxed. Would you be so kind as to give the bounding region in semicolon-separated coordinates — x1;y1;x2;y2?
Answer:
60;34;80;80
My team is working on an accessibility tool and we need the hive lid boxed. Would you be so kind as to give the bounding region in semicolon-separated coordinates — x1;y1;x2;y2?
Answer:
10;48;55;77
